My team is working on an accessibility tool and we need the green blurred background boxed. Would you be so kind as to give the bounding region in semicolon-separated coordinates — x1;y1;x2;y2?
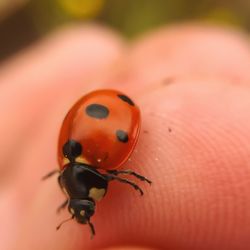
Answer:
0;0;249;61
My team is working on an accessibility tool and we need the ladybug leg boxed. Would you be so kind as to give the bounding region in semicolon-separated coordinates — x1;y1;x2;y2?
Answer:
56;215;74;230
106;174;144;196
88;220;95;239
107;170;152;184
57;175;69;213
56;199;68;214
42;169;59;180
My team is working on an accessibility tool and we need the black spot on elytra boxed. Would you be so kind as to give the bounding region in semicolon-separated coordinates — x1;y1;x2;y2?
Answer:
116;130;129;143
63;140;82;161
118;94;135;106
86;104;109;119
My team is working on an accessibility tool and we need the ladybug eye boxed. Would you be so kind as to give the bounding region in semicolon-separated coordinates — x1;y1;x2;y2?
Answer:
63;140;82;159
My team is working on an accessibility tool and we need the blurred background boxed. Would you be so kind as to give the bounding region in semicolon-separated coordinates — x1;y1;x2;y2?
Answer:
0;0;250;62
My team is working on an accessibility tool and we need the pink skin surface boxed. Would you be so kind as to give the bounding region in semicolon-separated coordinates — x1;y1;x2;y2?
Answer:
1;23;250;250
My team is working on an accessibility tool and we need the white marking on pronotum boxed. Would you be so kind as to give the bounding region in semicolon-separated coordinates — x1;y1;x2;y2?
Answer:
75;156;91;165
63;157;70;165
89;188;106;201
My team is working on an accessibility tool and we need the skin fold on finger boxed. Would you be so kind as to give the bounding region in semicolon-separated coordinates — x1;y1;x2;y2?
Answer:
10;79;250;250
114;23;250;92
0;24;126;182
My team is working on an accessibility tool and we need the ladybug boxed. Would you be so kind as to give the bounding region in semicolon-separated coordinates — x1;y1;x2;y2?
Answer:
43;89;151;237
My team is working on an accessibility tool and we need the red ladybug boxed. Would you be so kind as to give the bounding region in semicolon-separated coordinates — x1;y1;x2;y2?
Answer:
43;89;151;237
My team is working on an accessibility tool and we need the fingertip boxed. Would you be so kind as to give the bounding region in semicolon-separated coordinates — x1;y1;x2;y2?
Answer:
134;78;250;249
0;23;125;85
125;23;250;88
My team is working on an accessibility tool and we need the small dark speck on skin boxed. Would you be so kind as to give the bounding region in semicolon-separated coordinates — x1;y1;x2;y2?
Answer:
168;127;172;133
163;77;175;86
143;130;149;134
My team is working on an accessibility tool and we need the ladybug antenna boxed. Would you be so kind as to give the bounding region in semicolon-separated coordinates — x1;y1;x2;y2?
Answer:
56;215;74;230
41;170;59;181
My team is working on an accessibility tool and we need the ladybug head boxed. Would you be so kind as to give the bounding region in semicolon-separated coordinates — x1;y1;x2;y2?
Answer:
68;199;95;224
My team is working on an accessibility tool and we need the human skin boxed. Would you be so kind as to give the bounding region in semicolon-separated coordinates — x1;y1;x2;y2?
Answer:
1;23;250;250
